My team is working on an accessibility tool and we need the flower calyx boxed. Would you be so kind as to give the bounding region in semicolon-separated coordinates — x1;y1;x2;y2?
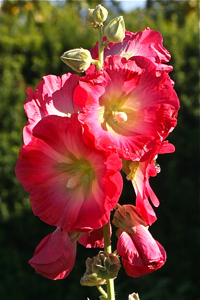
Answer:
112;205;147;234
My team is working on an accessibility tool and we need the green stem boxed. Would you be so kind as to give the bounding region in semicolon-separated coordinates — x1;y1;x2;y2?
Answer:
97;26;104;71
103;221;115;300
97;285;108;299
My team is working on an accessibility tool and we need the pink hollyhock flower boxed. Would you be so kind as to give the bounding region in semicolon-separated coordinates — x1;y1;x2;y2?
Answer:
88;28;173;74
117;226;166;277
123;141;175;225
74;55;179;161
15;114;123;232
29;227;78;280
24;73;82;145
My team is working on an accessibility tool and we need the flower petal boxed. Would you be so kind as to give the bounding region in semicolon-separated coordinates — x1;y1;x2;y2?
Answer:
23;73;81;144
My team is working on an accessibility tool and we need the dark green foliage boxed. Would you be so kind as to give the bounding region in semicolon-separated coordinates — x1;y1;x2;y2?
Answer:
0;1;199;299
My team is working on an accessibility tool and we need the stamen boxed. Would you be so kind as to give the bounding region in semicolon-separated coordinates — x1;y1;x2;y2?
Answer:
155;163;161;173
126;162;139;181
153;155;161;173
112;111;127;123
66;174;82;189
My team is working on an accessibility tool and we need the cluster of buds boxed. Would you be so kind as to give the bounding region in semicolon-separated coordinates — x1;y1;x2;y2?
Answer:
61;4;125;72
80;251;121;286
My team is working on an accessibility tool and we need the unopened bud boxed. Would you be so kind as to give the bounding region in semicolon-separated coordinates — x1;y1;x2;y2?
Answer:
80;251;120;286
93;4;108;24
104;16;125;43
86;5;108;28
80;271;106;287
92;251;121;279
112;205;147;234
60;48;92;72
85;8;96;28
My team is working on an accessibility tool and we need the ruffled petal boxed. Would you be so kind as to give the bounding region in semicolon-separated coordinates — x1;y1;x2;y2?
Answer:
23;73;81;144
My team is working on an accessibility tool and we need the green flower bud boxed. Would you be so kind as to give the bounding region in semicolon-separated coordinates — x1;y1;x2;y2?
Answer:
80;251;121;286
104;16;125;43
60;48;92;72
93;4;108;24
85;8;96;28
92;251;121;279
80;256;106;286
86;5;108;28
80;271;106;287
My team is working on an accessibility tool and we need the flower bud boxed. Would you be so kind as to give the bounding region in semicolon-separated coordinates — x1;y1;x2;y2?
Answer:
112;205;147;234
92;251;121;279
80;269;106;286
80;251;121;286
85;8;96;28
86;5;108;28
60;48;92;72
104;16;125;43
93;4;108;24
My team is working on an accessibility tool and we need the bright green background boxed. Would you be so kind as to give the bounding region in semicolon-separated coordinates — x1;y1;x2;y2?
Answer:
0;1;199;299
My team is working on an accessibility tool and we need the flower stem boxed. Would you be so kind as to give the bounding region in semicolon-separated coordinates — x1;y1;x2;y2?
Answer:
97;285;108;298
97;26;104;71
103;221;115;300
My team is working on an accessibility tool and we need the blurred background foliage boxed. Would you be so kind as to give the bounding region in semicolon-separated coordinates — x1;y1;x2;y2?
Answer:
0;0;199;299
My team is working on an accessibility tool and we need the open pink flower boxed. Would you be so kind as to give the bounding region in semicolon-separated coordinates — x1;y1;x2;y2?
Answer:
74;55;179;161
29;227;77;280
24;73;82;145
88;28;173;74
123;141;175;225
15;114;123;232
117;226;166;278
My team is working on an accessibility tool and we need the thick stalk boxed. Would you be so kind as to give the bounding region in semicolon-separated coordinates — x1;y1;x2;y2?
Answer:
97;26;104;70
103;221;115;300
